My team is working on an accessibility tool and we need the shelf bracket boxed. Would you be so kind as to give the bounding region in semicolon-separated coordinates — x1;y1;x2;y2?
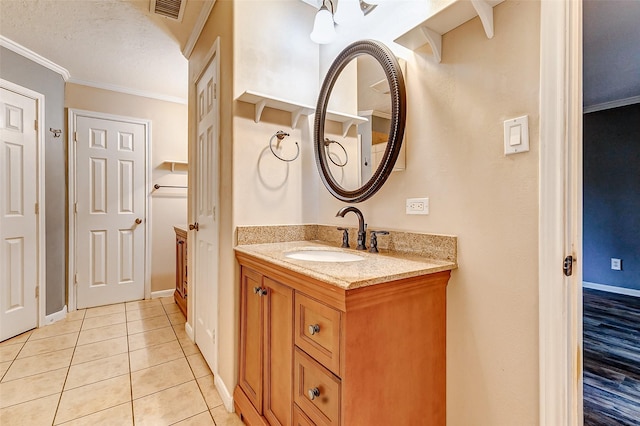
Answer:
421;26;442;63
254;99;267;123
342;119;355;138
291;107;304;129
471;0;495;39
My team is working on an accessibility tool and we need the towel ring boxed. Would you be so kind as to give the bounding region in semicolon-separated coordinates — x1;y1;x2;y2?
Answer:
269;131;300;162
324;138;348;167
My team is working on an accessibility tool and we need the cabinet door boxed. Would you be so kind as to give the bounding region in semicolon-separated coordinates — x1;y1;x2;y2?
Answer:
263;278;293;426
239;267;264;413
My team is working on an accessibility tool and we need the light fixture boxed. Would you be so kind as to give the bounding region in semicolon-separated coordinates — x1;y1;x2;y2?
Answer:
310;0;336;44
334;0;363;25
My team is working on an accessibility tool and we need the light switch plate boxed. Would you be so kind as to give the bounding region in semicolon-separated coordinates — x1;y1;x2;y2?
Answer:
504;115;529;155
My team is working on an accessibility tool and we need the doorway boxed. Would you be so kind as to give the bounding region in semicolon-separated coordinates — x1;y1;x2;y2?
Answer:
68;109;150;310
0;80;46;341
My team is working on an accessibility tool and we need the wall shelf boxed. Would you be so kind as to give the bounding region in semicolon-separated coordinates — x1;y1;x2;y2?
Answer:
162;160;188;172
236;90;368;136
394;0;504;63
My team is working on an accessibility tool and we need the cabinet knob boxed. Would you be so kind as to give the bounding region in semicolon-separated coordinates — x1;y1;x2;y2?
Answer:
308;387;320;401
308;324;320;335
253;287;268;296
253;287;261;295
260;288;268;296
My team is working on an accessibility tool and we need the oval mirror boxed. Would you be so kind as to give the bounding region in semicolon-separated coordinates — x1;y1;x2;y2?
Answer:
314;40;406;203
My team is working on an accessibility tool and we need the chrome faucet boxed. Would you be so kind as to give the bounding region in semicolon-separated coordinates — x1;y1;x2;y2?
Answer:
336;206;367;250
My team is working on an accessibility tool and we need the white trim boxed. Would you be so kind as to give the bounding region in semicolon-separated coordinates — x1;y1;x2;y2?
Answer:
67;109;152;309
583;95;640;114
214;374;235;413
538;1;583;425
583;281;640;298
44;305;67;325
182;0;216;58
185;321;195;341
151;289;175;299
0;36;70;81
0;79;47;329
67;78;187;105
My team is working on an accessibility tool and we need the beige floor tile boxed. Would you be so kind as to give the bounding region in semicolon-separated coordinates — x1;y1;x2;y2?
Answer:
173;324;188;340
0;368;67;408
0;330;32;347
2;348;73;382
162;302;182;314
64;353;129;390
0;393;59;425
17;332;78;359
129;340;184;372
159;297;175;306
59;402;133;426
196;374;223;409
0;360;10;377
179;337;200;356
127;326;176;351
131;357;194;399
168;312;186;325
65;309;86;322
210;406;244;426
127;315;171;335
54;374;131;424
125;299;161;312
81;312;126;330
29;319;83;341
133;380;208;426
72;336;128;365
126;305;165;322
187;353;212;378
173;411;215;425
0;344;22;363
84;303;125;318
77;322;127;346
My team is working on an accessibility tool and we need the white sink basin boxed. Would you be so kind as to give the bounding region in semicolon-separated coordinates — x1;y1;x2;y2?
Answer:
284;249;365;263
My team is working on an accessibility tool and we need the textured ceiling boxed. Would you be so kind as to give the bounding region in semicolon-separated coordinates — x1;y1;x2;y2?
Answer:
0;0;209;102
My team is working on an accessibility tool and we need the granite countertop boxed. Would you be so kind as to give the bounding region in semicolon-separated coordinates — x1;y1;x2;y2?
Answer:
234;240;456;290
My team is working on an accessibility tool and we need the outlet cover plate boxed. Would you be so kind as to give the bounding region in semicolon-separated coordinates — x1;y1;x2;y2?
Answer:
406;197;429;215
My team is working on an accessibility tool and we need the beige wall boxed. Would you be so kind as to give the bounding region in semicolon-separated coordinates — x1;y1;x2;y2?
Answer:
65;83;188;293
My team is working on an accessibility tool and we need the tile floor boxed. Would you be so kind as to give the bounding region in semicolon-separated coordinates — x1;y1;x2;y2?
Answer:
0;297;244;426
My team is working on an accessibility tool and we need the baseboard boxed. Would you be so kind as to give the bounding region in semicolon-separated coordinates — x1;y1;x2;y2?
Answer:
151;289;174;299
185;321;195;341
583;281;640;298
44;305;67;325
215;374;235;413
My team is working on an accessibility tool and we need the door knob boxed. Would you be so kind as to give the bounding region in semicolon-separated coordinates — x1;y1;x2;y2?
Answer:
189;223;199;231
135;218;142;224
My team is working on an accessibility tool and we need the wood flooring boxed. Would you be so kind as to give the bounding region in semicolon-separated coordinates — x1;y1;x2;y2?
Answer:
583;288;640;425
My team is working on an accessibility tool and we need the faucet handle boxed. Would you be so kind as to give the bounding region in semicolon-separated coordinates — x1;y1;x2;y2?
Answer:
368;230;389;253
337;227;350;248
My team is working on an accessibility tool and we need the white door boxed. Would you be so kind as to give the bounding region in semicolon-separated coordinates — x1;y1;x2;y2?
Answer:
74;114;146;309
0;87;39;341
194;51;219;371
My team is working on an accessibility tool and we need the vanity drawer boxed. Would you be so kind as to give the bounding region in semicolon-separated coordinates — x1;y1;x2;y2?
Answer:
294;348;341;426
295;293;342;376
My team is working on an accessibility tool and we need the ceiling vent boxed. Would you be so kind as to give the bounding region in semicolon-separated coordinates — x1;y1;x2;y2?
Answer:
150;0;186;21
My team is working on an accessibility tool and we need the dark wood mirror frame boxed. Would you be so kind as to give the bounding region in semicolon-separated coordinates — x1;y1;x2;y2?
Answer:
314;39;406;203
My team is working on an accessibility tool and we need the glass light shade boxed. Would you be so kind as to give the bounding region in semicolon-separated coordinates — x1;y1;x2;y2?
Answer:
334;0;364;25
310;5;336;44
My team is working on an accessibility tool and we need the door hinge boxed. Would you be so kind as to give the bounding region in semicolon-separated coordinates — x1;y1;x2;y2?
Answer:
563;255;574;277
34;120;38;131
74;273;78;284
74;202;78;214
35;286;39;298
35;203;39;214
214;83;217;100
213;206;216;221
74;131;78;142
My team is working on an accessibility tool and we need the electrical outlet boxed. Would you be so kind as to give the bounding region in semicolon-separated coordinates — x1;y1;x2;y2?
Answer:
611;258;622;271
406;198;429;215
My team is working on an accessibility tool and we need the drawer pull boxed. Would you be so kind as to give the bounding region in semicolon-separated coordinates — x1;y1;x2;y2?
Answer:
308;387;320;400
308;324;320;335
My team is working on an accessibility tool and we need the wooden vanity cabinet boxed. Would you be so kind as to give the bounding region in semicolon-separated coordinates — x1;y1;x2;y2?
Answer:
234;253;449;426
174;226;188;317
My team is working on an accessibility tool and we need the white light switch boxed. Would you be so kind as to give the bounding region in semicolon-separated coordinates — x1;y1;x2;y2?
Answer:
504;115;529;155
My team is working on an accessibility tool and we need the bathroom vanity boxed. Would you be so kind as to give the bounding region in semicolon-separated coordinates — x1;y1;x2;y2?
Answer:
233;240;455;425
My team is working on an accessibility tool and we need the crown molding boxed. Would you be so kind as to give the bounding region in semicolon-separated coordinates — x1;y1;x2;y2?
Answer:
0;35;70;80
583;95;640;114
182;0;216;58
68;78;187;105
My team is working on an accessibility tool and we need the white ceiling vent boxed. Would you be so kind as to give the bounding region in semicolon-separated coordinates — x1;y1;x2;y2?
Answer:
150;0;186;21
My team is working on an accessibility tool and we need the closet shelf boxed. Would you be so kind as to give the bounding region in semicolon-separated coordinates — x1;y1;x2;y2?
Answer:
236;90;368;136
162;160;188;172
394;0;504;63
